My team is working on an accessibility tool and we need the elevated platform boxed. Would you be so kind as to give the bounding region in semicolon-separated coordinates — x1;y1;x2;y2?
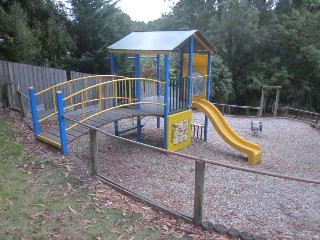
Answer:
37;105;163;148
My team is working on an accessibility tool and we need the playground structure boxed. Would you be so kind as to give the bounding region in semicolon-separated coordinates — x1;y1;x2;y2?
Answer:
28;30;262;165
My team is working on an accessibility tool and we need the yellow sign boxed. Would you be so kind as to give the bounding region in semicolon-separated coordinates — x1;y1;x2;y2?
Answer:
167;110;192;151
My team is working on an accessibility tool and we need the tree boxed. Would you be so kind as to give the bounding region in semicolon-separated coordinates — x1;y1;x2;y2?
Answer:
0;0;75;68
206;0;262;104
0;2;41;63
70;0;133;74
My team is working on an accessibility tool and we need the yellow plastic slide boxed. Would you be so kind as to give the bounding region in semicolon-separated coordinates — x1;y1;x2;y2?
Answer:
192;99;262;165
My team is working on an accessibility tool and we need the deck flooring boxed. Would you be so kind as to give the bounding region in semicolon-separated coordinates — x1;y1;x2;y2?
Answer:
37;105;163;147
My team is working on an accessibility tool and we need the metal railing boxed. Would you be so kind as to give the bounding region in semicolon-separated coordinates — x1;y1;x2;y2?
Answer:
34;75;124;123
28;76;166;151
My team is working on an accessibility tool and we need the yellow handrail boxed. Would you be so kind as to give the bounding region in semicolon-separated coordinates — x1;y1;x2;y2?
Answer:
34;74;126;96
37;77;165;124
63;78;163;101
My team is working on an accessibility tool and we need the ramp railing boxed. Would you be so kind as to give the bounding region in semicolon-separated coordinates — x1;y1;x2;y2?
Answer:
28;75;165;153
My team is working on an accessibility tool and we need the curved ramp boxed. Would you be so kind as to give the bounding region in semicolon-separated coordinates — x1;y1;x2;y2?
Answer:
192;99;262;165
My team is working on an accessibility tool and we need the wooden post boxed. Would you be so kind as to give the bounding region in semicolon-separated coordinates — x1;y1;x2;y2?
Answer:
221;105;225;115
193;161;205;226
17;88;25;118
258;88;265;117
90;129;98;176
6;83;12;108
137;116;142;143
228;105;231;115
246;107;250;117
274;88;280;117
315;113;319;124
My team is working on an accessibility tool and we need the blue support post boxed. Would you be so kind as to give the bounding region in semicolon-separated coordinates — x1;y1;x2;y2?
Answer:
204;52;212;142
110;53;116;74
187;36;194;109
135;54;141;109
163;54;170;149
156;54;161;128
137;116;142;142
28;87;40;136
110;53;119;135
56;91;68;155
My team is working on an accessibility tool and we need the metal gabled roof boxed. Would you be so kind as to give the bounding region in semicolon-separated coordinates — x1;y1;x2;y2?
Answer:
107;30;213;54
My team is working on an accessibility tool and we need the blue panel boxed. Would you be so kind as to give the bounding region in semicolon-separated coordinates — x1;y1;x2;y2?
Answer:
56;92;68;155
28;87;40;136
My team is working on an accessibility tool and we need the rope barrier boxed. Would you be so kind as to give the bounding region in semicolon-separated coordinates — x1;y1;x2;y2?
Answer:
63;115;320;185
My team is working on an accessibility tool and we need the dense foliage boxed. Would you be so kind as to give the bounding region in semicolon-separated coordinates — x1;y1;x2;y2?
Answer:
0;0;319;111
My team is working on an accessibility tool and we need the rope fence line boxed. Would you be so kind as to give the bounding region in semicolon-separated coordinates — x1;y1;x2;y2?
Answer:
63;115;320;185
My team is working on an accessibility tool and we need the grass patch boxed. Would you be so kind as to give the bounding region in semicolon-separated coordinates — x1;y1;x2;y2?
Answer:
0;119;175;239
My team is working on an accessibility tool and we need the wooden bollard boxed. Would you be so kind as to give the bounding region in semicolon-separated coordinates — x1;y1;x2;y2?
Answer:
90;129;98;176
193;161;205;226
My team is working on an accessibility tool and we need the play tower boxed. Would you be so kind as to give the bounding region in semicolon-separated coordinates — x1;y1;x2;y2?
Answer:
107;30;213;152
108;30;261;164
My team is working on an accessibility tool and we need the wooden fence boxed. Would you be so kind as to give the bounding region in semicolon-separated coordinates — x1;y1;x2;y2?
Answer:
213;103;260;117
281;107;319;124
0;60;67;114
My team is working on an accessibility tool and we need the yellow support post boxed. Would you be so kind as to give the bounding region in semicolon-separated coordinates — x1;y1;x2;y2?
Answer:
84;79;88;106
81;91;85;119
99;77;102;111
52;88;56;112
129;79;132;103
114;81;118;107
69;82;73;106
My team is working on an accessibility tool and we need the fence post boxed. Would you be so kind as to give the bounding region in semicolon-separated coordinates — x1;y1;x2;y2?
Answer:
90;129;98;176
28;87;40;136
315;113;319;124
17;85;26;118
137;116;142;143
6;83;12;108
246;107;250;117
56;91;68;155
193;161;205;226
